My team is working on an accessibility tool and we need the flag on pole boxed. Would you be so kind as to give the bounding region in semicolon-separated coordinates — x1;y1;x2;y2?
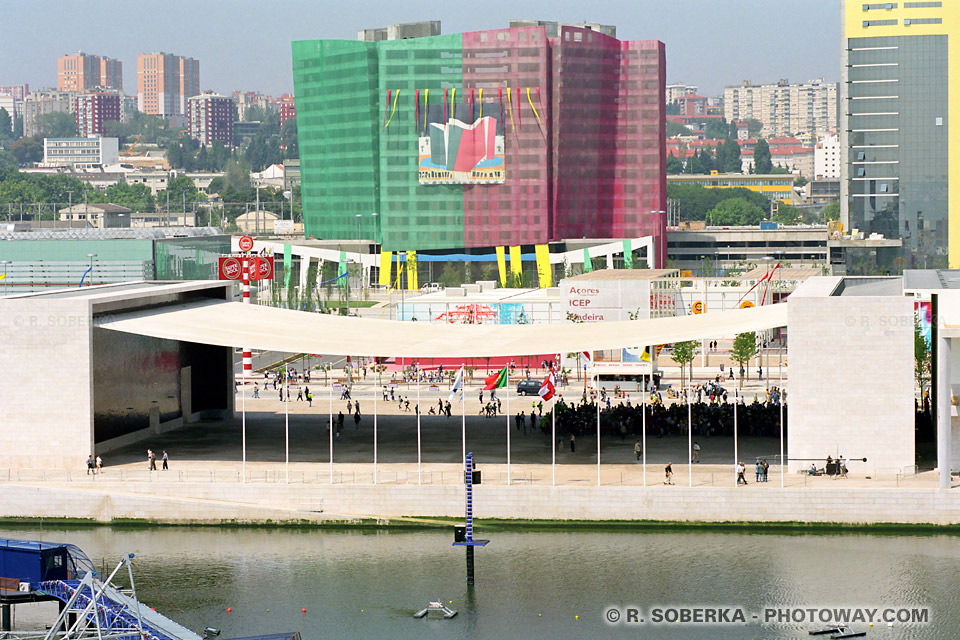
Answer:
449;365;464;403
483;366;509;391
538;368;556;401
582;351;592;362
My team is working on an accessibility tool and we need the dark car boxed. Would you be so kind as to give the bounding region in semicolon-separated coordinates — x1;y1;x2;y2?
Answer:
517;380;541;396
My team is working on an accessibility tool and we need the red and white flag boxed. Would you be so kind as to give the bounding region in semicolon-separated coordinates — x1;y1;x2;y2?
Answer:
539;368;556;401
582;351;592;362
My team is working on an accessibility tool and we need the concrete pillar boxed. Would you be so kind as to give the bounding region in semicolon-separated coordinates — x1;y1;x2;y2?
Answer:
937;335;952;489
2;604;11;632
180;366;192;424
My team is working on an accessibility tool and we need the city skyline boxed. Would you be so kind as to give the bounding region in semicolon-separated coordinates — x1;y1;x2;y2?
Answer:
1;0;841;99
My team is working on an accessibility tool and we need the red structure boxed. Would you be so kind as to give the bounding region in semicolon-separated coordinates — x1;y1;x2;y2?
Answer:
278;94;296;126
461;26;667;264
74;92;121;137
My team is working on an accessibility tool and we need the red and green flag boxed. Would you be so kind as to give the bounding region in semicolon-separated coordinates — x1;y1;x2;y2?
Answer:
483;366;509;391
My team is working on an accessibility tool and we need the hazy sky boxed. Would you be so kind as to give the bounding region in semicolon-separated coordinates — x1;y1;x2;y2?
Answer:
2;0;842;97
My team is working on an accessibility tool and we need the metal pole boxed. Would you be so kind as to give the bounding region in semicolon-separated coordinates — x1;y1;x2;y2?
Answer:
417;365;421;484
596;370;601;486
780;352;785;487
551;395;556;486
733;399;738;488
506;374;511;485
643;365;648;487
285;363;289;483
241;354;246;483
688;385;693;487
374;363;378;485
329;378;333;483
461;363;466;470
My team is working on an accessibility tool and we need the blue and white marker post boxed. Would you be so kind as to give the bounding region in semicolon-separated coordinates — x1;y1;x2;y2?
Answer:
453;452;489;586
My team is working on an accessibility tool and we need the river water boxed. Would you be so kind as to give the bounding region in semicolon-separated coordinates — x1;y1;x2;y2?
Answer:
2;525;956;639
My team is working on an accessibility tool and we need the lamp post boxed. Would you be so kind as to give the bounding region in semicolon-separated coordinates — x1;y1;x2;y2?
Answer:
761;256;773;390
356;213;363;299
86;253;98;286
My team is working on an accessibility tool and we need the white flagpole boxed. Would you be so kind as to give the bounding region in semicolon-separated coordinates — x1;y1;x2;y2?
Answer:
285;364;289;484
329;379;333;484
241;369;246;484
596;370;600;487
642;366;647;488
551;395;556;486
780;359;785;487
506;370;511;486
688;384;693;488
417;365;421;485
374;365;378;485
461;364;466;470
734;398;739;488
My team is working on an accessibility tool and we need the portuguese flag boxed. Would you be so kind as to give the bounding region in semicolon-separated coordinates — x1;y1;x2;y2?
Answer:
483;366;509;391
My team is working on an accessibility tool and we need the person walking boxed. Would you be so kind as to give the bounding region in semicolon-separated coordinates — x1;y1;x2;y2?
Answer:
86;455;95;475
96;455;103;472
762;459;769;482
148;449;156;471
569;433;576;453
297;387;304;401
252;383;260;399
664;462;674;485
306;387;312;407
737;461;747;485
634;439;642;461
692;441;701;463
755;461;761;483
161;450;169;470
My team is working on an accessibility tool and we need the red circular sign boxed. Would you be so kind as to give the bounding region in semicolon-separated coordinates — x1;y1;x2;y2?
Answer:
238;235;254;252
221;257;241;280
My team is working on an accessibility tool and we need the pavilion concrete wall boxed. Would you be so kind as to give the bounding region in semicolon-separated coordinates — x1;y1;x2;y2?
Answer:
0;298;94;469
788;296;914;475
2;481;960;525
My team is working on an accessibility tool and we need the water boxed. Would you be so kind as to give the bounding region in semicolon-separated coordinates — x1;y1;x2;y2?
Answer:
2;525;956;639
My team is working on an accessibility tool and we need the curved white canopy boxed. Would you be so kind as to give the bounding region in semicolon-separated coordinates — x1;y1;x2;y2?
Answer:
95;299;788;358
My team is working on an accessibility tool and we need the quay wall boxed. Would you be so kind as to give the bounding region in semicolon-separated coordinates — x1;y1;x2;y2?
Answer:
3;482;960;525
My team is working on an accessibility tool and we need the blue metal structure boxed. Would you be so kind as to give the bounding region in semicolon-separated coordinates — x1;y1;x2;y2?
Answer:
0;538;96;588
452;452;489;585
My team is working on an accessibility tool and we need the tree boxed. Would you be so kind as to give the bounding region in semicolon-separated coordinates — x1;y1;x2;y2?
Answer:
223;157;251;191
823;200;840;222
0;150;16;171
743;119;763;138
683;153;705;174
666;121;691;137
699;146;715;173
9;137;43;165
671;340;699;391
721;138;741;172
754;138;773;174
38;112;78;138
772;203;804;226
730;332;759;388
915;319;931;398
0;108;11;139
666;153;684;175
704;118;729;139
705;197;765;226
281;118;299;159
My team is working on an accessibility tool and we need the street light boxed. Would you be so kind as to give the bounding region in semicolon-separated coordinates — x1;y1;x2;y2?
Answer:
86;253;97;287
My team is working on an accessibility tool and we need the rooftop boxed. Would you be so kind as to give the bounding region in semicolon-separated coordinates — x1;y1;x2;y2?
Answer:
563;268;679;281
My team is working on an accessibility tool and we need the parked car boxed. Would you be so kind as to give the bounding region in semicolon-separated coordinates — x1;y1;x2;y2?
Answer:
420;282;441;293
517;380;541;396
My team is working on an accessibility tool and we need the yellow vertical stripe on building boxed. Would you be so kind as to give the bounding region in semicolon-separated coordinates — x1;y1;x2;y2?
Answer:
379;251;392;286
406;251;418;290
495;246;507;286
509;245;522;283
843;0;960;266
534;244;552;288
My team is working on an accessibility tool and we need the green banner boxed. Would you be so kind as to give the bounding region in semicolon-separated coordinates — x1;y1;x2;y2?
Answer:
622;240;633;269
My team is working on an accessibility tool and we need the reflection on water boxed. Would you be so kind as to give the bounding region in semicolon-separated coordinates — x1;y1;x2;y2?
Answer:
0;526;955;639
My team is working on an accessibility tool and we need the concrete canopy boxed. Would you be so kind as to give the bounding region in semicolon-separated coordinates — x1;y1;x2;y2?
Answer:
96;299;788;358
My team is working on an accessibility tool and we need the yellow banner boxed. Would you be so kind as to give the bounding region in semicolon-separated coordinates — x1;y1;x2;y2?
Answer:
534;244;552;288
509;246;522;284
495;246;507;287
379;251;392;286
406;251;418;290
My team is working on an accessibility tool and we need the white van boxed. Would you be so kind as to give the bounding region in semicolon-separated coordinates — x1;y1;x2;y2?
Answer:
421;282;441;293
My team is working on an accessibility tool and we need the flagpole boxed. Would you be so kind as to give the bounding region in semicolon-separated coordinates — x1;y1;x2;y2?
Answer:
780;358;785;488
241;368;246;484
506;370;511;486
688;384;693;488
285;363;289;484
329;378;333;484
417;365;421;485
374;363;378;485
733;398;738;488
596;369;600;487
642;365;647;488
461;364;466;470
551;395;556;486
